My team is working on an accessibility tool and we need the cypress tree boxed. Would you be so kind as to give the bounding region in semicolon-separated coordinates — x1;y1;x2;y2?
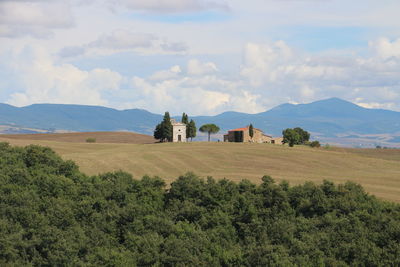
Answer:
154;112;173;142
162;112;173;142
181;113;189;124
188;119;197;141
154;123;162;141
249;124;254;142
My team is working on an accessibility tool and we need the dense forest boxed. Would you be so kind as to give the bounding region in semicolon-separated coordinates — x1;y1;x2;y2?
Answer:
0;142;399;266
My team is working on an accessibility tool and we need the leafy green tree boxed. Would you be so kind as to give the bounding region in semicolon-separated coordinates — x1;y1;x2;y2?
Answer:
188;119;197;141
282;128;301;147
154;112;173;142
294;127;310;144
199;124;220;142
282;127;311;147
249;124;254;142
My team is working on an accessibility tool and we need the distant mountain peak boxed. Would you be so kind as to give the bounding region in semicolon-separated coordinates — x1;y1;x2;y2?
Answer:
265;98;356;114
312;97;357;106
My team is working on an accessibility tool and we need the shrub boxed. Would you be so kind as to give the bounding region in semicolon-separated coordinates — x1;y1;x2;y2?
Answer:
309;140;321;148
86;137;96;143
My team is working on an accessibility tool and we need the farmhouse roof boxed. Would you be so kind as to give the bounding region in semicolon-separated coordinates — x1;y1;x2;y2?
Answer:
229;126;263;132
229;127;249;132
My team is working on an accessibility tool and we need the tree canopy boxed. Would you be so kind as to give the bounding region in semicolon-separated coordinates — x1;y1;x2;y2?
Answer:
0;142;399;266
154;112;173;142
282;127;311;147
293;127;310;143
199;123;220;141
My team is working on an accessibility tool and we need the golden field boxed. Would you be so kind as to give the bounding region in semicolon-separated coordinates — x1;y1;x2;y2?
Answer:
1;132;400;202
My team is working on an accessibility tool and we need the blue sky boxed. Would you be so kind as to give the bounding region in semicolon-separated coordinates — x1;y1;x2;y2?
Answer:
1;0;400;115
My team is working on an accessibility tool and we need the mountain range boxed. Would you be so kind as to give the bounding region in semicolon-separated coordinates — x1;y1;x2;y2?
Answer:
1;98;400;147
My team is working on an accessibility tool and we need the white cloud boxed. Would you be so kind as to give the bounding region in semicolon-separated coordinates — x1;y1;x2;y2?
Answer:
0;0;73;38
58;46;87;58
149;65;182;81
355;100;397;110
58;29;188;57
370;38;400;59
161;41;188;53
89;30;156;50
187;59;218;75
131;75;230;115
127;59;263;115
112;0;229;14
240;41;294;86
3;36;400;115
7;46;122;106
237;39;400;111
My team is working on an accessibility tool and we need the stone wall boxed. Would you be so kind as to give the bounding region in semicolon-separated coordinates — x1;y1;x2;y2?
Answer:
224;127;281;144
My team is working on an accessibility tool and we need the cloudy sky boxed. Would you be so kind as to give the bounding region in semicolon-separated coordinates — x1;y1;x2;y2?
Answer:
1;0;400;115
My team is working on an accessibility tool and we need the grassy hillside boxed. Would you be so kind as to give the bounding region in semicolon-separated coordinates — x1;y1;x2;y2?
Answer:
1;136;400;202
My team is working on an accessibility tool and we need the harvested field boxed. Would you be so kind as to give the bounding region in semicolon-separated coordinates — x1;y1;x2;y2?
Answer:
0;131;156;144
1;134;400;203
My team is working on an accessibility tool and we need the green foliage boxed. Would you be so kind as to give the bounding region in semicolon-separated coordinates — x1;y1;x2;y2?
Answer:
309;140;321;148
181;112;189;125
199;123;220;142
249;124;254;140
154;111;173;142
0;142;399;266
283;127;311;147
86;137;96;143
188;119;197;141
294;127;310;143
282;128;301;147
181;113;197;141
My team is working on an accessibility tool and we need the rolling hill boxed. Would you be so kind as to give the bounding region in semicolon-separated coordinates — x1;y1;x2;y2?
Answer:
0;131;156;144
1;137;399;202
1;98;400;146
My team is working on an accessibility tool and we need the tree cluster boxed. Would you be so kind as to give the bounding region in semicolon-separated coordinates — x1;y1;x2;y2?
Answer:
1;143;399;266
154;112;173;142
181;113;197;141
282;127;311;147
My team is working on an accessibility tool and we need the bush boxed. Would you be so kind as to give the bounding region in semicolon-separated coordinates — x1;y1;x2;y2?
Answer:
86;137;96;143
309;140;321;148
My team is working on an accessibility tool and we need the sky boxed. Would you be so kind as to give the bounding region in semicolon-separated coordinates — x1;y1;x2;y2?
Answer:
1;0;400;115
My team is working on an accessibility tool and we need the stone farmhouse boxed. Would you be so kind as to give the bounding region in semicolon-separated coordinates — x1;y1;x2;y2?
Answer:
223;126;283;144
171;119;186;142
